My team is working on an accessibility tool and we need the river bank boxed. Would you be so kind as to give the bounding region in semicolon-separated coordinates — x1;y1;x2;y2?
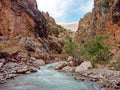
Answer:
0;63;117;90
1;59;120;90
74;69;120;89
54;59;120;90
0;53;120;90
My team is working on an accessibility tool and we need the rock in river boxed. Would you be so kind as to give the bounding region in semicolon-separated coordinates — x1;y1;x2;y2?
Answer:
32;59;45;68
55;61;67;70
75;61;92;72
61;66;75;73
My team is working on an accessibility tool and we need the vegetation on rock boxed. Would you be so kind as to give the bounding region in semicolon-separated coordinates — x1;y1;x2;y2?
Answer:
63;34;111;67
79;35;110;67
63;34;78;57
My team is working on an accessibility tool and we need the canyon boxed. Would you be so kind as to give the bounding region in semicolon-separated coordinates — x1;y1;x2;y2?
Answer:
0;0;120;90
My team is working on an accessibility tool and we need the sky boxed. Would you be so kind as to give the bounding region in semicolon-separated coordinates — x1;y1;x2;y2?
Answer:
36;0;94;23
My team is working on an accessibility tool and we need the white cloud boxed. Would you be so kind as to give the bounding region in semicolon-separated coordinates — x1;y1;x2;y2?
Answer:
36;0;73;22
78;0;94;13
36;0;94;22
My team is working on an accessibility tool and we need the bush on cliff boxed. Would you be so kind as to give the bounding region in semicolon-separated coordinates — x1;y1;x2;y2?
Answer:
79;35;110;66
63;34;79;57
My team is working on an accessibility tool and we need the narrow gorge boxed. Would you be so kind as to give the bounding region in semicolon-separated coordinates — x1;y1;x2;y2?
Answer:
0;0;120;90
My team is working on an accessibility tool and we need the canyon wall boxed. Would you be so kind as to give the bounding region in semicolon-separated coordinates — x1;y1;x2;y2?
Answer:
0;0;47;39
0;0;64;55
76;0;120;44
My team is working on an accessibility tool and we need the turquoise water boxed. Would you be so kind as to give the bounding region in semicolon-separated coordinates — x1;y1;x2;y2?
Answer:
0;63;109;90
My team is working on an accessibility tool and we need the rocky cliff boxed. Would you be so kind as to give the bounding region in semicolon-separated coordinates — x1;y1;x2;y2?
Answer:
0;0;64;84
76;0;120;43
42;12;73;49
0;0;47;38
0;0;64;55
0;0;49;53
75;12;93;42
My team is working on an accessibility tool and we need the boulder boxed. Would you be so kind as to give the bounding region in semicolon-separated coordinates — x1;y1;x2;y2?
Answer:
67;56;75;67
3;62;20;70
28;66;38;73
74;76;85;81
26;71;31;74
19;37;36;52
75;61;92;72
34;49;49;60
0;74;4;80
61;66;75;73
0;73;7;84
17;66;29;74
0;52;12;62
55;61;67;70
67;56;83;66
67;56;73;62
0;59;6;64
0;63;3;68
32;59;45;68
7;74;18;79
30;57;36;61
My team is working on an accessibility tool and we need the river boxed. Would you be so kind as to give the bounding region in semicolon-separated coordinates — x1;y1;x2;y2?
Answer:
0;63;112;90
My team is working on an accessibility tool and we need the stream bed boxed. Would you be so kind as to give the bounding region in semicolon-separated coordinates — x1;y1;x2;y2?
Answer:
0;63;114;90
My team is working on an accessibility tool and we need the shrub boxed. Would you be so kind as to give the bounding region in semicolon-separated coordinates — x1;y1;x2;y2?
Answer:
63;34;110;67
52;28;59;35
79;35;110;65
63;42;77;56
48;28;59;37
46;21;59;35
63;34;79;57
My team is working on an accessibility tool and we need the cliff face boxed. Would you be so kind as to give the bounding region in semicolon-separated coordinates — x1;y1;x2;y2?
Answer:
42;12;71;42
76;12;93;42
94;0;120;42
0;0;52;83
76;0;120;43
0;0;49;53
0;0;47;38
42;12;56;26
0;0;58;54
0;0;63;62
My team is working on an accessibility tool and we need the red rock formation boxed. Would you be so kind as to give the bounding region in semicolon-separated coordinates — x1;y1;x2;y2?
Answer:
0;0;64;63
42;12;56;26
0;0;64;84
0;0;47;38
76;0;120;43
75;12;93;43
0;0;53;55
93;0;120;43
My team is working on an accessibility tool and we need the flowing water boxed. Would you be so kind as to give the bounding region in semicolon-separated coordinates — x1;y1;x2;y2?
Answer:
0;63;110;90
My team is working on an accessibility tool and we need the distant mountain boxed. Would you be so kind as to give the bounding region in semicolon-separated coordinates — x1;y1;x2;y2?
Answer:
57;22;78;31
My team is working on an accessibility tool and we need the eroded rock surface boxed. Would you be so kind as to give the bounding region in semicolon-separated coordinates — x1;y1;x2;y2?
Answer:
76;0;120;43
0;0;62;84
75;69;120;89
